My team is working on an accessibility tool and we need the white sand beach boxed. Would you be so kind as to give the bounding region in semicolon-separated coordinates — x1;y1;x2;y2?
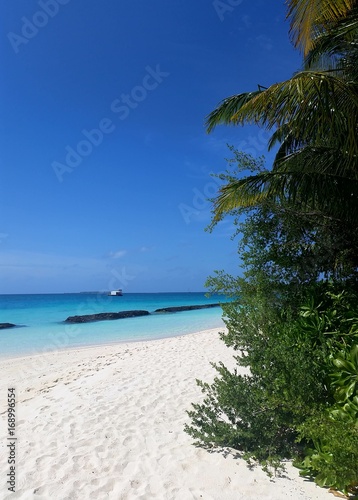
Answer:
0;329;330;499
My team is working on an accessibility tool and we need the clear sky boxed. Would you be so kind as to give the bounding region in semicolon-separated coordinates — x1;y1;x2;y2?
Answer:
0;0;301;294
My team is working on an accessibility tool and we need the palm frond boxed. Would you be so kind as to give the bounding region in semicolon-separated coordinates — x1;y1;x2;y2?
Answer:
273;143;358;181
304;6;358;70
214;140;358;221
206;89;263;132
286;0;356;55
208;71;358;157
213;167;358;224
267;123;308;153
208;1;358;228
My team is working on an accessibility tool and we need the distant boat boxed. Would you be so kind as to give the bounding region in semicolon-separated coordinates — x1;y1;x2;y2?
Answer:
108;289;123;296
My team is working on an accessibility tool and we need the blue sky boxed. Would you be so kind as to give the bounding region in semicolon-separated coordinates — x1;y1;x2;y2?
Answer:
0;0;301;294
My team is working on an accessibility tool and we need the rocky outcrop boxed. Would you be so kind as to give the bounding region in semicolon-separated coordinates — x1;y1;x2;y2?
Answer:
64;310;150;323
154;303;220;313
64;303;221;324
0;323;17;330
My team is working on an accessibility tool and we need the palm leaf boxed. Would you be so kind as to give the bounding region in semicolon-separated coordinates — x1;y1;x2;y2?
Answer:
208;1;358;229
206;89;263;132
304;5;358;70
207;71;358;157
213;138;358;222
286;0;356;55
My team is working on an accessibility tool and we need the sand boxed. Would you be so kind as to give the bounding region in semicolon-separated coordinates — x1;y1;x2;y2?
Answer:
0;328;330;499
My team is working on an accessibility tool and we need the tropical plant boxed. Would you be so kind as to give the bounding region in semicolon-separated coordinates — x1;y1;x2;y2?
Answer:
187;260;358;492
287;0;356;55
186;1;358;494
295;343;358;495
208;148;358;284
206;1;358;227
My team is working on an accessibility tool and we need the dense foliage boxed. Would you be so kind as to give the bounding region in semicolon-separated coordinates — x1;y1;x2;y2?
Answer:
186;1;358;494
185;151;358;495
206;1;358;227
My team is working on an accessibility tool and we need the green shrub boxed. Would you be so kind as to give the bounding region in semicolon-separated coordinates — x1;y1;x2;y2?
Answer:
296;343;358;495
189;150;358;493
185;283;358;492
296;413;358;494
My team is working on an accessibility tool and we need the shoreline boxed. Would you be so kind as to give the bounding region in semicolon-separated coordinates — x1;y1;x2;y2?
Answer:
0;325;225;362
0;328;329;499
0;302;225;360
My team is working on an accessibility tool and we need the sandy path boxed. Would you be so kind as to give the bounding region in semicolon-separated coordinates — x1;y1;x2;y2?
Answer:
0;329;330;499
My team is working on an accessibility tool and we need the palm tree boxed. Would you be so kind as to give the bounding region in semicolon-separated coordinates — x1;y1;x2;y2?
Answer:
207;0;358;225
287;0;356;55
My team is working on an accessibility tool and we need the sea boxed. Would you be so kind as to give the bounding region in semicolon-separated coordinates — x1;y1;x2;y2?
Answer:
0;292;227;358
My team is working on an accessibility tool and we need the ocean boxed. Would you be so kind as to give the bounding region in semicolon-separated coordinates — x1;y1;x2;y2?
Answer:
0;292;227;358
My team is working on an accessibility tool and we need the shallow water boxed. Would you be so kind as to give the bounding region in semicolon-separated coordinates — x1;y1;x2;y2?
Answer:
0;292;226;357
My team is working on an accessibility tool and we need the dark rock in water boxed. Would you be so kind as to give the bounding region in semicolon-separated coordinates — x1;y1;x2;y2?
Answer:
154;303;220;313
64;310;150;323
0;323;17;330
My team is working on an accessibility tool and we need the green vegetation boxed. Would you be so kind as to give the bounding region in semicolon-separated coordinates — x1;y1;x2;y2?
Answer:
185;1;358;496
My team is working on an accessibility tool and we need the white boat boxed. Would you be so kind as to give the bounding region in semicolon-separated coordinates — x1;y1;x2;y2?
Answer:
108;289;123;296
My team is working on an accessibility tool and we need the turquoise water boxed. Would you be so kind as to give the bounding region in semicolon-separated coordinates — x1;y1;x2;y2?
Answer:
0;292;226;358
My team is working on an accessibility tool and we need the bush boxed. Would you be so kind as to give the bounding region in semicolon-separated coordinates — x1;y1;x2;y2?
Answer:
187;150;358;493
185;282;358;493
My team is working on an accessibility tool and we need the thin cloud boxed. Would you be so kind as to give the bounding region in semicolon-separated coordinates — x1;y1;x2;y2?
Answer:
109;250;127;259
140;246;154;253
